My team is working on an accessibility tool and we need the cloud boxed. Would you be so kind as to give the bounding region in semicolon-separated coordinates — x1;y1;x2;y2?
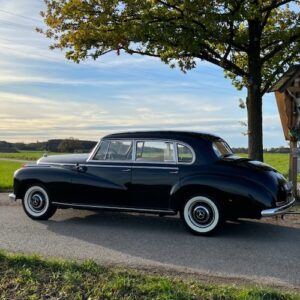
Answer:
0;91;242;142
0;0;284;147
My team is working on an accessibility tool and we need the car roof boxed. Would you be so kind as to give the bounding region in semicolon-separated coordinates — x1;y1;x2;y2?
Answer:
103;130;221;141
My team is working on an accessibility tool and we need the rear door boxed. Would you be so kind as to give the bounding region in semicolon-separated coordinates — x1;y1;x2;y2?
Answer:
131;140;179;209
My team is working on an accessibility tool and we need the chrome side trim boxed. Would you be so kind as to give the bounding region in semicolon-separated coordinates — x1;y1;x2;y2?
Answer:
84;164;132;168
9;193;16;201
132;165;178;170
38;162;76;167
37;162;178;170
52;202;176;214
261;197;296;217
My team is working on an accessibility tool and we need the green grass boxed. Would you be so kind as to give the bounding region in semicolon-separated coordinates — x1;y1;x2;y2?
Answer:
0;161;23;191
0;250;299;300
237;153;290;178
0;151;60;161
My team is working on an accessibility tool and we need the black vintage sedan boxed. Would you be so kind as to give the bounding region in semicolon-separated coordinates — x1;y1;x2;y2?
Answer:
10;131;295;235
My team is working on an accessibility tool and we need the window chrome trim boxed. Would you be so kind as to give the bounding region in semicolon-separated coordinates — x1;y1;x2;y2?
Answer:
88;139;134;163
87;138;196;165
134;139;177;164
176;142;196;165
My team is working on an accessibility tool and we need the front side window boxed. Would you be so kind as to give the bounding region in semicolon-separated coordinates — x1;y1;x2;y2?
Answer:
93;140;132;161
177;143;194;163
136;141;174;162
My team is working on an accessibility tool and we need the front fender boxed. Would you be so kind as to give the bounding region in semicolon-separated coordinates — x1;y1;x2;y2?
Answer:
13;165;75;200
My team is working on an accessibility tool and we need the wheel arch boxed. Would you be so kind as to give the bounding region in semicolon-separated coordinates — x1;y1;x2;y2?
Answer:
170;184;227;213
16;179;47;200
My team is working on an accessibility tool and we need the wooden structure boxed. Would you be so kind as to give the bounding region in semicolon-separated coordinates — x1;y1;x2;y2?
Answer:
269;65;300;196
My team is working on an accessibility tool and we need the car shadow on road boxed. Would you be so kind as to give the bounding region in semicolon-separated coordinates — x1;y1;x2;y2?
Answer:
43;209;300;284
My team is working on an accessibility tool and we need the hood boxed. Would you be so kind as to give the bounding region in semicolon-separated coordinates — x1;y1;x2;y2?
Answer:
37;153;89;165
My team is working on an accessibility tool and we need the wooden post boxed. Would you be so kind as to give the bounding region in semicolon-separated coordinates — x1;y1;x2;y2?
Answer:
290;140;298;197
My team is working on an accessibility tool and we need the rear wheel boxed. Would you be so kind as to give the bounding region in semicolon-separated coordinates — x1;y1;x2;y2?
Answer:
22;185;57;220
180;196;222;235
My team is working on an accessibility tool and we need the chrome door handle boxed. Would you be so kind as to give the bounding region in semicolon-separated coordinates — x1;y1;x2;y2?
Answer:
122;169;131;172
169;170;178;174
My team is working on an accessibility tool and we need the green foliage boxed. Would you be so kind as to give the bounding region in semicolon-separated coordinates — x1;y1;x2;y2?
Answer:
0;250;299;300
57;137;83;153
40;0;300;94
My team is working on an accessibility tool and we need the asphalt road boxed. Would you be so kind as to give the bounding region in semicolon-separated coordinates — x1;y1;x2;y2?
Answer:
0;193;299;289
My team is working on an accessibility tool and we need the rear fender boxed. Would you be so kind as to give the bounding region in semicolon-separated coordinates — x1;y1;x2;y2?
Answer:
170;174;274;217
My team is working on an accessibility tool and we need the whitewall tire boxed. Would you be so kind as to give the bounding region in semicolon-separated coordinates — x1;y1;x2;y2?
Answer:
22;185;57;220
181;196;222;235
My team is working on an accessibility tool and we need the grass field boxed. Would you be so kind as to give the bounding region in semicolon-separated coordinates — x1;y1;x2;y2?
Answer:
0;161;23;191
0;152;293;191
0;251;299;300
0;151;60;161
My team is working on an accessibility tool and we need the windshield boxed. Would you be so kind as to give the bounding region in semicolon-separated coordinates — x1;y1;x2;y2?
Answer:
212;140;233;158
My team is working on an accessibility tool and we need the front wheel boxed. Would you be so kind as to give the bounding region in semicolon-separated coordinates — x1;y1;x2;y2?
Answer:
22;185;57;220
180;196;222;235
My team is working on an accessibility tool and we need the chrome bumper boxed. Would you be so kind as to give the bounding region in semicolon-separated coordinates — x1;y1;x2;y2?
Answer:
261;197;296;217
9;193;16;201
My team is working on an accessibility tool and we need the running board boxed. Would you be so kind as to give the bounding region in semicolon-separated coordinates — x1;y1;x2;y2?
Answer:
52;202;177;215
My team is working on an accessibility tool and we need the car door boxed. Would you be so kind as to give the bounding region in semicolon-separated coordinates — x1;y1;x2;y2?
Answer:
71;139;133;207
131;140;179;210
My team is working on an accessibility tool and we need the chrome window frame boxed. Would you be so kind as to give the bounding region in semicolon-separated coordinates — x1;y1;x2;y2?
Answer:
176;142;195;165
87;138;196;165
134;139;177;164
87;139;134;163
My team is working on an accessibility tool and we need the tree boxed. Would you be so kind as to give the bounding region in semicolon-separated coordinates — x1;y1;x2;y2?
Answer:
58;137;83;152
40;0;300;161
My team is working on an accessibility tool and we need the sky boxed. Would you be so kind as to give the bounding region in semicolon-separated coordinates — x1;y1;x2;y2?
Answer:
0;0;287;147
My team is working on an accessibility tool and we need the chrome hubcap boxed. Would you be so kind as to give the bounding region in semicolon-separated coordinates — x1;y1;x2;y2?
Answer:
189;202;214;227
29;192;45;212
193;205;210;223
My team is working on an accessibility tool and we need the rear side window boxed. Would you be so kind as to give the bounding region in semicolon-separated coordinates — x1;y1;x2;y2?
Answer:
177;143;193;163
93;140;132;161
136;141;174;162
213;140;233;157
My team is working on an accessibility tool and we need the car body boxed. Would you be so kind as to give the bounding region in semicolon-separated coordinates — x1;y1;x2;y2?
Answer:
10;131;295;235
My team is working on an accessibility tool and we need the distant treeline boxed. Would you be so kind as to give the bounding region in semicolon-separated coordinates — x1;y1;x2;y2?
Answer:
232;147;290;154
0;138;97;153
0;140;290;154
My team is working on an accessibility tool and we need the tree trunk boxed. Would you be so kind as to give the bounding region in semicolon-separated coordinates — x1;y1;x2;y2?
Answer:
247;19;264;162
247;86;263;161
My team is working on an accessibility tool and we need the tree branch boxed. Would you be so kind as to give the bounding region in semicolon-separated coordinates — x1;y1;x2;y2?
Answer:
261;31;300;63
261;52;298;94
261;0;294;12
